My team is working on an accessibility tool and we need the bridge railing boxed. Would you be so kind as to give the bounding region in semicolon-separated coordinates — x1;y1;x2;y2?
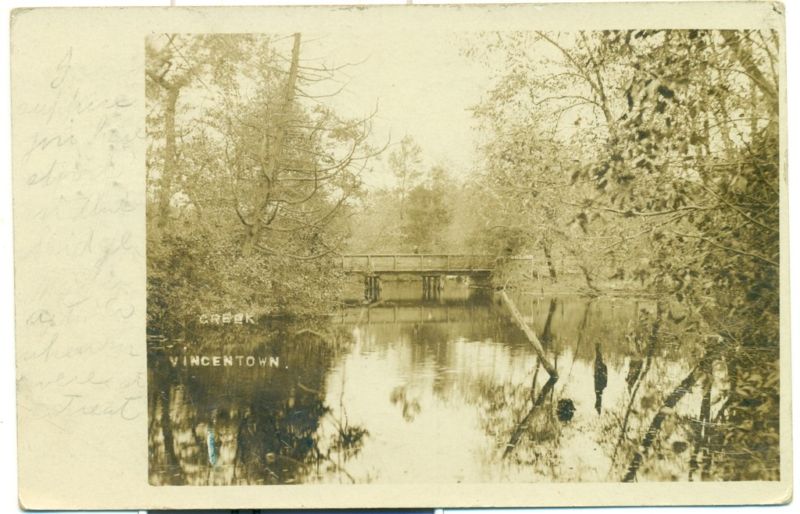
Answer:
341;254;498;273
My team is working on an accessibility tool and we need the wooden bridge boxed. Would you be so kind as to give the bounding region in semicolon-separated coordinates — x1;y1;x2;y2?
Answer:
340;254;550;301
340;254;495;300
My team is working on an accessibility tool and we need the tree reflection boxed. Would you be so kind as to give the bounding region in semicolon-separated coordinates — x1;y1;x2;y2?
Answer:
593;343;607;414
148;358;185;485
149;289;779;484
504;376;559;457
390;385;422;422
148;324;368;485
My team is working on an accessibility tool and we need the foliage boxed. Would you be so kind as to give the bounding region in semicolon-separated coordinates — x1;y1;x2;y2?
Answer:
346;145;458;254
467;29;781;480
147;33;376;332
400;166;452;251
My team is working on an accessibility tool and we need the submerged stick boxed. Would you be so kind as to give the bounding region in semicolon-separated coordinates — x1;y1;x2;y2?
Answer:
499;290;558;378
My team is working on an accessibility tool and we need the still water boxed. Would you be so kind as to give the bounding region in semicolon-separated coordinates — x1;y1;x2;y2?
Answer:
149;280;718;485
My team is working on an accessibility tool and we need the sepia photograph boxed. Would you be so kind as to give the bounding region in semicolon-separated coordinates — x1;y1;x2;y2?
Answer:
145;26;781;487
9;0;792;509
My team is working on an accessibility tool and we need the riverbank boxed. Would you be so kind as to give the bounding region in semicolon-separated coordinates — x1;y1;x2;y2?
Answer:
496;269;652;299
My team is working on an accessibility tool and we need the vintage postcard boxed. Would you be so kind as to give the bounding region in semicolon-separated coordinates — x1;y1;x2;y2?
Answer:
11;2;790;510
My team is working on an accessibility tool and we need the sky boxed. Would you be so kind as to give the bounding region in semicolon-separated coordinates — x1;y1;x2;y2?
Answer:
298;30;496;189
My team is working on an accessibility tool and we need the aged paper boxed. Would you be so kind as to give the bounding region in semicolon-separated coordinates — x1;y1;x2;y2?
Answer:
12;2;790;510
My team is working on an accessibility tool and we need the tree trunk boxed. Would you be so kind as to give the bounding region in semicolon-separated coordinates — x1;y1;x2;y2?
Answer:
540;298;557;344
579;264;600;294
542;240;557;280
242;32;302;256
157;86;181;229
399;175;406;221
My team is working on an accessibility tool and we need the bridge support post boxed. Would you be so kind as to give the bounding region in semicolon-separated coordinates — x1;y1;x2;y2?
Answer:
422;275;442;300
364;275;381;302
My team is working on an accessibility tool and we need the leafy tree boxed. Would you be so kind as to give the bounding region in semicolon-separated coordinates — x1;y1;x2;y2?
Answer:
343;189;405;253
146;34;252;231
401;166;451;252
146;33;379;331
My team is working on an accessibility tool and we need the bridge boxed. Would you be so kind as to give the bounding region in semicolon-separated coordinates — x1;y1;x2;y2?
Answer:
338;253;559;379
340;254;545;301
341;254;495;300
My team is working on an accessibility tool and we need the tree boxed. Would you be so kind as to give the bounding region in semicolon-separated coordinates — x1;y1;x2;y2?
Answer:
146;33;381;330
389;135;423;220
401;166;452;252
205;34;379;259
146;34;252;231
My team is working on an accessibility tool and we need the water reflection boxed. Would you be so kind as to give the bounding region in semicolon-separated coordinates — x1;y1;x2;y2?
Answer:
148;326;364;485
149;280;763;485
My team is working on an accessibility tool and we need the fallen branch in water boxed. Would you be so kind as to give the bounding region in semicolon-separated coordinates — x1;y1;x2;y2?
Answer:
498;289;558;378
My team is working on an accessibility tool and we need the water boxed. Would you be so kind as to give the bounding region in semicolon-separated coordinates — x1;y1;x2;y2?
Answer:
148;280;726;485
